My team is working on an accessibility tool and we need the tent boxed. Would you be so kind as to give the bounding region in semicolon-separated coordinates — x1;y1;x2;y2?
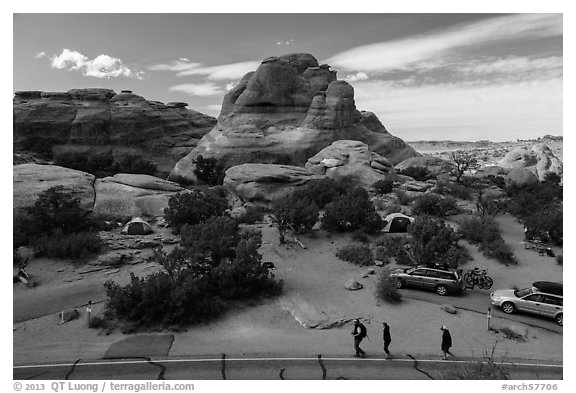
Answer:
121;217;153;235
382;213;414;233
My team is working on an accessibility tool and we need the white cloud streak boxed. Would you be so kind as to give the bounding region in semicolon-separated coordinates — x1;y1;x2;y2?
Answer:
168;83;223;97
344;72;369;82
327;14;562;73
34;51;46;59
148;59;202;72
50;49;144;79
176;60;260;80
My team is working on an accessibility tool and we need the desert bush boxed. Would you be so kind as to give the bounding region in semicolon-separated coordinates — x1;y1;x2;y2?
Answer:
448;151;480;184
13;208;37;249
27;186;90;234
291;178;348;208
193;155;226;185
237;205;268;224
412;193;458;217
376;267;402;303
524;207;563;246
393;189;414;206
385;203;403;215
351;230;370;243
336;244;374;266
164;189;229;234
399;166;431;181
271;194;319;243
33;230;104;259
373;179;394;195
374;235;412;265
409;215;461;266
458;215;516;264
210;236;283;299
322;187;383;233
373;246;391;264
544;172;561;186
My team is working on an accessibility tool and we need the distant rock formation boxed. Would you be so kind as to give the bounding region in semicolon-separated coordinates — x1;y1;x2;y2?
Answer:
169;53;419;184
395;156;453;177
497;144;562;180
13;89;216;177
223;163;323;204
305;140;392;188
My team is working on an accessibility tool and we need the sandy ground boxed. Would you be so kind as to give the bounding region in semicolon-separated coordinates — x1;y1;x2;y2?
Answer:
13;214;563;366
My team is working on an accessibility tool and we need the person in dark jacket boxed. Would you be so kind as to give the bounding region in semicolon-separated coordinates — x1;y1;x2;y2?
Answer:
352;319;367;358
441;325;454;360
382;322;392;358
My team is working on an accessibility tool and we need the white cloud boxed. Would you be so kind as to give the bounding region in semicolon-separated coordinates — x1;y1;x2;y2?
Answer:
276;39;295;46
50;49;143;79
148;59;202;72
168;83;223;97
327;14;562;73
177;60;260;80
34;51;46;59
456;56;563;75
352;77;562;141
344;72;369;82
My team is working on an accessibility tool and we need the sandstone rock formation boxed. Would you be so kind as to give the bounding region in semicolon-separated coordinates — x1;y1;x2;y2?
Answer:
395;156;453;177
93;174;185;217
305;140;392;188
13;164;185;218
223;163;323;204
505;168;539;187
497;144;563;180
13;163;95;211
169;53;419;183
13;89;216;176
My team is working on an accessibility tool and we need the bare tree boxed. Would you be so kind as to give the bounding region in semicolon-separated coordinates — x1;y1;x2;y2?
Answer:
449;151;480;183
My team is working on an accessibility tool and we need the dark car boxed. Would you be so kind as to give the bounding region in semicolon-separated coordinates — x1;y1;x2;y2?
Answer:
391;266;464;296
490;282;563;325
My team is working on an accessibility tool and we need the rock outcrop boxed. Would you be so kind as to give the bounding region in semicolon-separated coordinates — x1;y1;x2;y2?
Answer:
305;140;392;188
505;168;539;187
93;174;185;217
13;164;185;218
169;53;419;183
13;163;95;211
497;144;563;180
14;89;216;177
223;163;323;204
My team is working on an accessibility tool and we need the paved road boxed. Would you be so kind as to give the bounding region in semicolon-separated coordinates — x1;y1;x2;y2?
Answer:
13;281;105;323
400;288;563;333
14;356;562;380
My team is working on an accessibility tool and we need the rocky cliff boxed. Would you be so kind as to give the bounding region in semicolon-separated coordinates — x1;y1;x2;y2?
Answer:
169;53;419;184
13;89;216;177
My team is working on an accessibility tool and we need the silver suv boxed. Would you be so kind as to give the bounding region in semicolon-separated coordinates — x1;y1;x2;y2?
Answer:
391;266;464;296
490;282;563;325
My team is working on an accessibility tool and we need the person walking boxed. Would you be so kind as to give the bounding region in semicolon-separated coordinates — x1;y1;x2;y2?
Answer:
352;319;367;358
441;325;454;360
382;322;392;359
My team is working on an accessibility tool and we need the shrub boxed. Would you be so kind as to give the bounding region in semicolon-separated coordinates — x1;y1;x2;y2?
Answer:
374;235;412;265
374;247;390;264
376;267;402;303
13;208;37;249
385;203;402;215
544;172;561;186
351;230;370;243
524;208;563;246
373;179;394;195
399;166;430;181
193;155;226;185
180;216;240;266
412;193;458;217
164;189;229;234
33;230;104;259
322;187;383;233
336;244;374;266
458;215;516;264
291;178;348;208
237;205;268;224
393;189;414;206
27;186;90;234
409;216;461;266
271;194;319;243
435;179;473;200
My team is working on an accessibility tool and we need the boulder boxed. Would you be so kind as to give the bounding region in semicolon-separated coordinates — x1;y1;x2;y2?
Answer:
305;140;393;187
498;144;563;180
168;53;419;184
93;174;186;217
14;88;216;177
398;180;434;192
223;163;323;204
345;279;363;291
13;164;95;211
441;304;458;314
395;156;453;177
505;168;539;187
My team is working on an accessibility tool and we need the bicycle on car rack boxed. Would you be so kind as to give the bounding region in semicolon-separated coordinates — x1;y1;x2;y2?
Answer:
463;267;493;290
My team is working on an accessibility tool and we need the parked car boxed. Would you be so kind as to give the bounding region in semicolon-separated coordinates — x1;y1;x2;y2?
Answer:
391;266;464;296
490;282;563;326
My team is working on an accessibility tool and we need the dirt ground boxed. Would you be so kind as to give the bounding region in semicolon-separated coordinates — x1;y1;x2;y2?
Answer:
13;214;563;365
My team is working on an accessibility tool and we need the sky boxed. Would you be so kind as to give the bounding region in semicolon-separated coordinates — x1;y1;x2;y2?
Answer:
13;13;563;141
